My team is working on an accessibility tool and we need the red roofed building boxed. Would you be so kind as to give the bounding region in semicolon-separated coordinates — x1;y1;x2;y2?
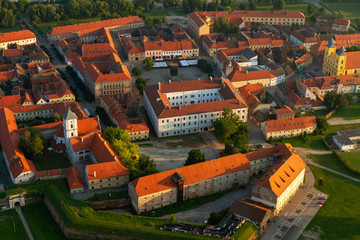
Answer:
143;78;248;137
261;116;316;140
0;30;36;49
228;67;276;88
66;167;84;194
199;33;228;56
251;144;306;212
129;152;250;213
289;29;321;51
100;94;149;141
47;16;144;42
274;105;294;120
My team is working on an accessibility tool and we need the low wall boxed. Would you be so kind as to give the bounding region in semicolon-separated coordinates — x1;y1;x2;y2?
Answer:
88;198;130;210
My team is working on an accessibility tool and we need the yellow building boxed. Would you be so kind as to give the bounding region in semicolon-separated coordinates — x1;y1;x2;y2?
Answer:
323;38;360;76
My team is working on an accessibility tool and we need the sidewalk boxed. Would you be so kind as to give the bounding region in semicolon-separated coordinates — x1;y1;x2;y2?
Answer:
15;205;34;240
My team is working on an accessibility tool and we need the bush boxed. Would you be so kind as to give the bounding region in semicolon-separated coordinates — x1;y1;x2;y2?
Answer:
135;78;147;95
198;59;212;73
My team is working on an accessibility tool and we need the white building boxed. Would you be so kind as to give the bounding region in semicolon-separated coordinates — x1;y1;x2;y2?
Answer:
0;30;36;49
333;129;360;151
143;78;248;137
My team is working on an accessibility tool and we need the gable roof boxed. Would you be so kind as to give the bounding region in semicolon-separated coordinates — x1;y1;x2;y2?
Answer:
264;116;316;133
0;30;36;43
86;160;129;181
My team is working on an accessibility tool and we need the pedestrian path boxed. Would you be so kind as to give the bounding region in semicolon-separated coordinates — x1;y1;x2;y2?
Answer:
308;161;360;183
15;204;34;240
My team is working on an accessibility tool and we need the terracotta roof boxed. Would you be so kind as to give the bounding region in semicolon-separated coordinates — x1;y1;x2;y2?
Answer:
345;51;360;70
0;95;22;108
264;116;316;133
49;16;144;36
286;91;310;106
0;71;16;83
275;105;294;116
9;156;36;180
254;145;306;197
295;52;313;66
66;167;84;190
188;12;207;28
230;10;305;19
228;69;275;83
333;18;350;26
131;152;250;197
200;34;227;49
229;198;272;224
0;30;36;43
2;49;21;57
82;43;116;57
56;117;100;138
86;161;129;181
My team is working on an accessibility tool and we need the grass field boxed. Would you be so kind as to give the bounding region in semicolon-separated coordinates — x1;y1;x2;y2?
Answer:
332;102;360;120
304;165;360;240
323;2;360;20
256;4;308;14
232;221;258;240
309;153;360;179
22;203;68;240
0;209;28;240
337;151;360;174
34;152;72;171
0;25;24;33
35;17;101;35
86;189;129;201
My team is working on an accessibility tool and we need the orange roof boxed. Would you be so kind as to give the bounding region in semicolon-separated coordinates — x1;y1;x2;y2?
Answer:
230;10;305;19
0;95;22;108
49;16;144;36
0;70;16;83
131;152;250;197
2;49;21;57
275;105;294;116
0;30;36;43
228;69;275;83
345;51;360;70
254;145;306;197
9;156;36;179
333;18;350;26
66;167;84;190
82;43;116;57
56;117;101;138
188;12;207;28
264;116;316;133
86;161;129;181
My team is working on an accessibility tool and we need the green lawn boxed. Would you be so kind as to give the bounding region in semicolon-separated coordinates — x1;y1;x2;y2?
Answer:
304;165;360;240
35;17;101;35
5;179;214;240
304;109;330;118
323;2;360;20
0;25;24;33
232;221;258;240
147;10;168;17
34;152;72;171
22;203;68;240
332;102;360;120
86;189;129;201
256;4;308;14
309;153;360;179
337;151;360;174
0;209;28;240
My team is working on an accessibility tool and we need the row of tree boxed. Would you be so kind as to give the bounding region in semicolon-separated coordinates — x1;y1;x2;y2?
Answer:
324;92;350;111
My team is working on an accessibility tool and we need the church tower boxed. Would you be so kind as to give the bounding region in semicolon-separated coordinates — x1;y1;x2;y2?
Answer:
63;108;78;140
323;38;337;76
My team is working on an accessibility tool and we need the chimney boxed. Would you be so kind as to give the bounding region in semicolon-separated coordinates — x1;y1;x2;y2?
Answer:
113;154;117;159
209;76;213;81
81;137;83;142
221;77;224;85
158;82;161;90
103;140;106;144
94;171;96;178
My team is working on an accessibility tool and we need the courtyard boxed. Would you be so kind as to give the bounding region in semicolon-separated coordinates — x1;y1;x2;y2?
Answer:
33;152;72;171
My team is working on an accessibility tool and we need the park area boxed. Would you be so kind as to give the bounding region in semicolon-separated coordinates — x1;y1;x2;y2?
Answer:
332;102;360;120
301;165;360;240
232;221;258;240
34;152;72;171
322;2;360;20
337;151;360;174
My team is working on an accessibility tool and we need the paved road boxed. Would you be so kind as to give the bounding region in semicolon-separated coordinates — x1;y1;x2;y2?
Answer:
15;204;34;240
328;117;360;125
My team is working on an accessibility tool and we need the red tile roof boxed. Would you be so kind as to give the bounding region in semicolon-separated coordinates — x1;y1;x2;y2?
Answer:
228;69;275;83
2;49;21;57
131;152;250;197
0;30;36;43
86;160;129;181
82;43;116;57
0;95;22;108
264;116;316;133
0;71;16;83
66;167;84;190
275;105;294;116
345;51;360;70
230;10;305;19
49;16;144;36
333;18;350;26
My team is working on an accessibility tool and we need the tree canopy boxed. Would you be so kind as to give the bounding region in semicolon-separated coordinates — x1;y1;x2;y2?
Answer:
214;16;239;35
184;149;205;166
315;117;329;135
19;128;44;161
143;58;154;71
324;92;348;110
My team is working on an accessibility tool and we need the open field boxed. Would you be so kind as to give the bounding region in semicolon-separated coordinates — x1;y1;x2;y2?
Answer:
0;209;28;240
35;17;101;35
332;102;360;120
34;152;72;171
22;203;68;240
304;165;360;240
5;179;215;240
337;151;360;174
232;221;258;240
323;2;360;20
309;153;360;179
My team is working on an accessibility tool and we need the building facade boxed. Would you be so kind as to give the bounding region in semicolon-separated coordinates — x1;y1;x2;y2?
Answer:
0;30;36;49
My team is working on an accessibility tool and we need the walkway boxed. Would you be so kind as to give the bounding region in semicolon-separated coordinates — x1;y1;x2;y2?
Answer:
308;161;360;183
15;204;34;240
328;117;360;125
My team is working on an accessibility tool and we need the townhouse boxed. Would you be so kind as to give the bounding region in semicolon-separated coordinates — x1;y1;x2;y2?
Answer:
261;116;317;140
143;78;248;137
199;33;227;56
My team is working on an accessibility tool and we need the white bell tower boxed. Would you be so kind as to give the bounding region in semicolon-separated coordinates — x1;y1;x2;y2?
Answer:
63;108;78;140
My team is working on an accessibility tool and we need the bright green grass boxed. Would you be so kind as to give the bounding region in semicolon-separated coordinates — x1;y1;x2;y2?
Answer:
309;153;360;179
332;102;360;120
256;4;308;14
272;134;326;150
337;151;360;174
0;209;28;240
305;165;360;240
86;189;129;201
232;221;258;240
34;152;72;171
5;179;214;239
0;25;24;33
323;2;360;19
22;203;68;240
35;17;101;35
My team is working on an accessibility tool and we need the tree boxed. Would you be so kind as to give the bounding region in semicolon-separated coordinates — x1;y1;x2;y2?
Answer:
319;7;326;15
239;4;246;10
143;58;154;70
19;128;44;160
273;0;285;10
291;23;300;31
307;3;317;15
137;154;157;177
198;59;213;73
268;135;273;144
316;117;329;135
324;91;337;110
184;149;205;166
213;108;240;142
225;132;249;154
336;94;348;109
131;67;141;76
105;126;130;144
23;75;32;89
249;0;256;10
0;9;16;27
135;78;147;95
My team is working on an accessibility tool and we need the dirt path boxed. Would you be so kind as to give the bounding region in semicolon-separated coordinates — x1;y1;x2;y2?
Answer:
328;117;360;125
